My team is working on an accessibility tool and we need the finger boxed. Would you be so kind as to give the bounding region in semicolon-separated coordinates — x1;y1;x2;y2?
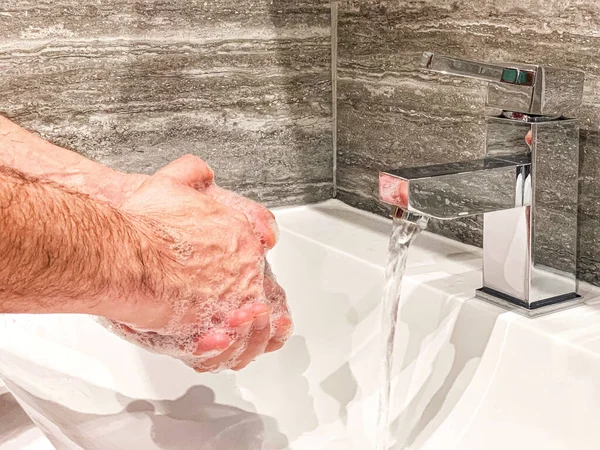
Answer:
262;268;292;353
226;308;254;328
155;154;214;188
202;184;278;249
265;340;285;353
200;307;257;369
231;304;271;370
265;316;292;353
193;330;231;355
263;270;291;320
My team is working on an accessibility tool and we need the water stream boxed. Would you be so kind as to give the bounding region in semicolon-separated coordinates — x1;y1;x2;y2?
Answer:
376;214;428;450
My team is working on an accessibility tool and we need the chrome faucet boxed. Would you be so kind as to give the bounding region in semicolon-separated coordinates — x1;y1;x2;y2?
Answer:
379;52;585;316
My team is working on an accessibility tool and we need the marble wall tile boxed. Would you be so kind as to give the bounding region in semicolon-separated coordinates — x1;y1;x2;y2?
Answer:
0;0;333;205
337;0;600;284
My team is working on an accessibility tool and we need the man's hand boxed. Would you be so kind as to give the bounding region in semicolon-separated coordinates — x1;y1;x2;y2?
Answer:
110;156;292;371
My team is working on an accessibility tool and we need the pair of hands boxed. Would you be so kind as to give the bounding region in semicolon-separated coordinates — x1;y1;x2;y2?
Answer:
0;115;291;372
96;156;293;372
105;156;292;372
114;129;534;372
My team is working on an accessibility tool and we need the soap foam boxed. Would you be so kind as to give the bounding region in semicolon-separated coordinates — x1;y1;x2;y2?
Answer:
100;263;289;372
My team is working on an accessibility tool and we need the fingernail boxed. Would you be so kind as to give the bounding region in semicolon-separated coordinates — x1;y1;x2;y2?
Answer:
254;312;269;330
227;309;253;327
194;332;231;355
249;302;270;315
195;349;223;359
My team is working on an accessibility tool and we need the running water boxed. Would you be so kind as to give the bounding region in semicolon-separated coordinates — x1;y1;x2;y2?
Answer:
376;214;428;450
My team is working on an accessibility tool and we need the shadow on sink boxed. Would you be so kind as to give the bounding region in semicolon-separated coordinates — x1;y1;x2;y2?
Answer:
0;390;40;447
121;385;289;450
1;355;288;450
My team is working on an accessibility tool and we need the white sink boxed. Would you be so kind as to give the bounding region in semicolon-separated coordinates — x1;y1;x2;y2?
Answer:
1;200;600;450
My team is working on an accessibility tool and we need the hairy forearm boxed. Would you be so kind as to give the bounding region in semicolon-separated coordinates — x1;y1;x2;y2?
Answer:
0;116;142;205
0;166;165;318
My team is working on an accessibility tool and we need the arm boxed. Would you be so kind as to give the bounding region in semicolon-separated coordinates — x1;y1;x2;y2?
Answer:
0;115;278;247
0;166;164;319
0;116;144;206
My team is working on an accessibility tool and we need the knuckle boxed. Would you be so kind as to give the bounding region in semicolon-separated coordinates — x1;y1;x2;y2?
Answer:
178;154;211;173
179;153;198;163
230;210;249;224
187;154;211;172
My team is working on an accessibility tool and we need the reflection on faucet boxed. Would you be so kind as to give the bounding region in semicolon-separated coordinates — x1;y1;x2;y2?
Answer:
379;155;531;220
0;390;41;447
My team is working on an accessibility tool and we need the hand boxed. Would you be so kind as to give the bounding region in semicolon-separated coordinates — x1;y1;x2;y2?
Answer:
105;161;279;250
106;156;292;372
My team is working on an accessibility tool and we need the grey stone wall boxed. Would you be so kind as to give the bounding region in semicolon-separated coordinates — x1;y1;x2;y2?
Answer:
0;1;333;205
336;0;600;285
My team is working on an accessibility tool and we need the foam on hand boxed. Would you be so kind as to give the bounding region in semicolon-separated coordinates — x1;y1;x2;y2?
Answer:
99;269;288;371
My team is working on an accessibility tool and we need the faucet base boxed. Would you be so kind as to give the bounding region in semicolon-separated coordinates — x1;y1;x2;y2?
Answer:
475;287;584;317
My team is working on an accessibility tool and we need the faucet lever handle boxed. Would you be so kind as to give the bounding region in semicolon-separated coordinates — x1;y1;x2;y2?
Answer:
421;52;537;86
420;52;584;116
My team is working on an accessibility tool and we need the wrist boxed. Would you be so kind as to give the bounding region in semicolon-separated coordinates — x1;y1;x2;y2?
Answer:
94;213;178;329
0;115;142;204
56;166;147;207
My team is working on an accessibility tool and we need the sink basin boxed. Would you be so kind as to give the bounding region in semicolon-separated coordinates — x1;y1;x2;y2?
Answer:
1;200;600;450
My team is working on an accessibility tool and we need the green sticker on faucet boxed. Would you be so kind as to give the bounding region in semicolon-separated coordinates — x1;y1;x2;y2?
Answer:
501;68;518;83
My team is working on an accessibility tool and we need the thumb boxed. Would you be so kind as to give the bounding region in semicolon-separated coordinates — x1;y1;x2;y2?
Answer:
156;154;214;188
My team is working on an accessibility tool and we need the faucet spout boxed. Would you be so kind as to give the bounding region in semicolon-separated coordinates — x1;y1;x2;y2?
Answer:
390;207;429;229
379;155;531;220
